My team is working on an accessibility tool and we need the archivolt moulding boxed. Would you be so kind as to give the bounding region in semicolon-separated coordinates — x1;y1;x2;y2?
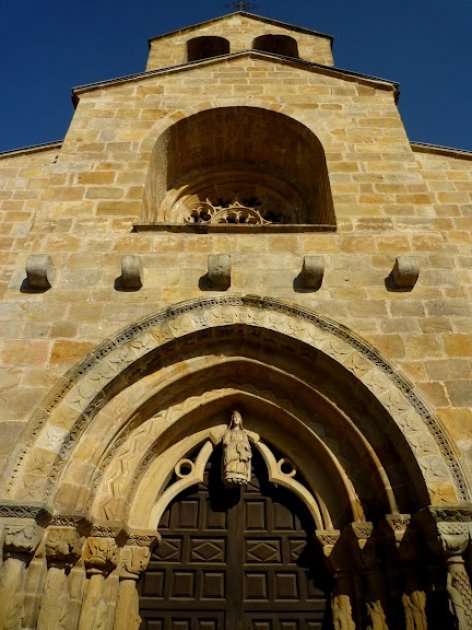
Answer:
1;295;469;507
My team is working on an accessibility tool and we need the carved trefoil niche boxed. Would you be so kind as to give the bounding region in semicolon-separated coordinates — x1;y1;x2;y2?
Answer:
140;106;336;230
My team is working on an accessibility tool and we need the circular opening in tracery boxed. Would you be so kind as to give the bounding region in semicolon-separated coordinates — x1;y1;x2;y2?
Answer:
175;459;195;479
279;458;297;478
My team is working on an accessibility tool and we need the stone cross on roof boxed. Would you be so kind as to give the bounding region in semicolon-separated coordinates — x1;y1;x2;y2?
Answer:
225;0;258;11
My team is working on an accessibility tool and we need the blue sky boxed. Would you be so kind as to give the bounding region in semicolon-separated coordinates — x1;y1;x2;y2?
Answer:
1;0;471;153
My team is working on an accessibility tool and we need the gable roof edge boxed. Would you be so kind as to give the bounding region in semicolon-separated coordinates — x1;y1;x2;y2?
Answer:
0;140;63;159
411;141;472;161
147;12;333;47
72;50;399;105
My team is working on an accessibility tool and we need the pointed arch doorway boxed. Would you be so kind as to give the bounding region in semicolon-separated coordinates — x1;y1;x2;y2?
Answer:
138;446;333;630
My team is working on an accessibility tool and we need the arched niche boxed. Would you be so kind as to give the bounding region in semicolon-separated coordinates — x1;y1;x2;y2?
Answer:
142;106;336;227
253;34;300;58
1;296;467;534
187;36;230;62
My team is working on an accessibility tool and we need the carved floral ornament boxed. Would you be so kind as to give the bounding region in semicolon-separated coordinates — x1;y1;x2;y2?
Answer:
184;196;293;225
3;296;469;511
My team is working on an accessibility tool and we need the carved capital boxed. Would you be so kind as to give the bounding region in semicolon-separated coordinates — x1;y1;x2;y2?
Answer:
119;545;151;580
128;530;161;550
380;514;419;564
438;525;471;559
416;506;472;559
346;522;382;573
4;521;43;555
45;526;83;566
348;521;374;551
316;530;341;555
82;537;119;576
316;529;344;574
383;513;411;547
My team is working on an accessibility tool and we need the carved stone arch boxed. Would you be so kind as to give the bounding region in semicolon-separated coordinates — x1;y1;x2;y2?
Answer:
253;34;300;58
187;35;230;61
138;434;336;629
2;295;468;519
140;105;336;226
139;431;327;533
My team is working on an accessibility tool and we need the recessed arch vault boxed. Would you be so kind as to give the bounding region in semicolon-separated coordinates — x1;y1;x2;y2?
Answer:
142;106;336;226
1;296;469;534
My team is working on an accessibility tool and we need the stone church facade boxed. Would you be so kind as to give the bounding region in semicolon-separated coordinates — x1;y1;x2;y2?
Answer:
0;11;472;629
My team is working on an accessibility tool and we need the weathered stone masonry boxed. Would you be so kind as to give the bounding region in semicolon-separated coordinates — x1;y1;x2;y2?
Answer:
0;11;471;629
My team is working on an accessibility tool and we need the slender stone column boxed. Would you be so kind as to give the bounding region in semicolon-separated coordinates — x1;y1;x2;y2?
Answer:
0;521;43;630
78;537;118;630
438;524;472;630
383;514;427;630
115;546;151;630
349;522;389;630
416;505;472;630
37;526;83;630
316;530;356;630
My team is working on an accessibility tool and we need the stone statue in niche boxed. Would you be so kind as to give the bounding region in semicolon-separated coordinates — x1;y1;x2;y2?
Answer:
223;410;252;487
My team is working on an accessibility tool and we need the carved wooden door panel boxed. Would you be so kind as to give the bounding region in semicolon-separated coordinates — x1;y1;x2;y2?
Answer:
138;449;331;630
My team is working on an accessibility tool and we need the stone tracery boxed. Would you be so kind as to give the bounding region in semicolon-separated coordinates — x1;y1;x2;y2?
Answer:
0;297;471;629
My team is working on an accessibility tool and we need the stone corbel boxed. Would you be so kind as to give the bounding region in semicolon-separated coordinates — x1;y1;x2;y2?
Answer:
25;254;56;290
206;254;231;290
119;255;143;291
390;256;419;290
300;256;324;291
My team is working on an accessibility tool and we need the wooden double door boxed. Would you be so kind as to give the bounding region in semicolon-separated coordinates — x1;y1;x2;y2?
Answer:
138;448;332;630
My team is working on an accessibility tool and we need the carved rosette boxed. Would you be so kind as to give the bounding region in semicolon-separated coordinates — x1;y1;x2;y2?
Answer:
82;537;119;576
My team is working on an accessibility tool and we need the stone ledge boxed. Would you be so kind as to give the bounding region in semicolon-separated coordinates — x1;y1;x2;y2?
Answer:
133;223;337;233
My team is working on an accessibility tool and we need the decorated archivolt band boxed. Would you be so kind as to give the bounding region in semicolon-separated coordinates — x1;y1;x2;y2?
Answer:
1;295;467;504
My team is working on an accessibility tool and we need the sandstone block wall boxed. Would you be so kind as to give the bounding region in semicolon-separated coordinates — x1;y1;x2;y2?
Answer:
0;23;471;493
146;13;334;70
